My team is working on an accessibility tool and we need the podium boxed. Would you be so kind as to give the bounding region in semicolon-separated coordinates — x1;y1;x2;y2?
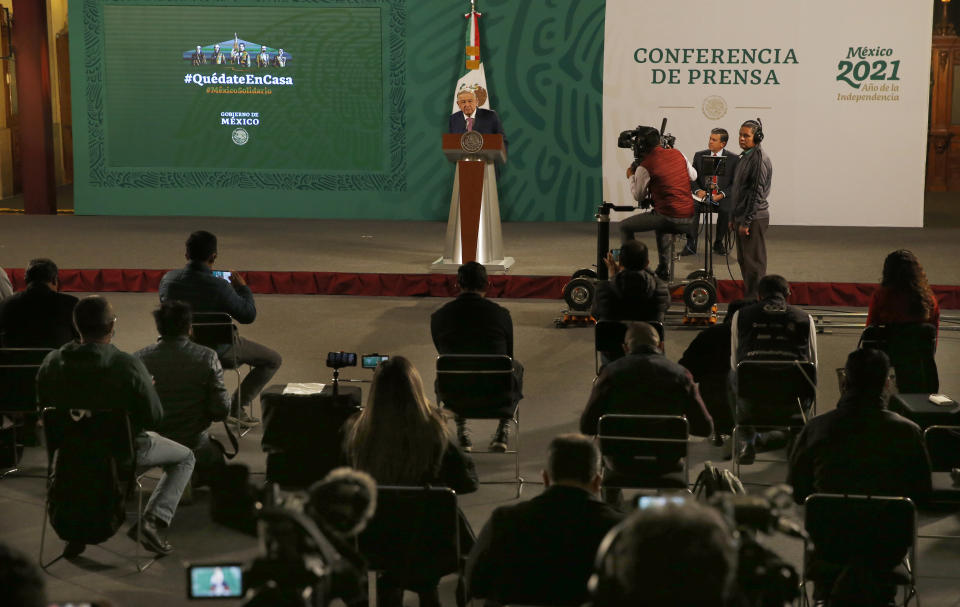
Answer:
431;132;514;272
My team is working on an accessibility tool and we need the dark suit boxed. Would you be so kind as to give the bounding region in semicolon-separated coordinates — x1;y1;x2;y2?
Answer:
0;284;78;348
431;293;513;357
688;148;738;251
430;292;522;401
466;485;623;606
448;108;505;139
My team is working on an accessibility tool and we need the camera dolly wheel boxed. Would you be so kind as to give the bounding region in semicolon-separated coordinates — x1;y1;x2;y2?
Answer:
682;278;719;325
563;277;595;312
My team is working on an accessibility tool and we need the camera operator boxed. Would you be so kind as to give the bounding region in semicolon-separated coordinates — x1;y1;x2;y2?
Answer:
588;500;737;606
620;127;698;281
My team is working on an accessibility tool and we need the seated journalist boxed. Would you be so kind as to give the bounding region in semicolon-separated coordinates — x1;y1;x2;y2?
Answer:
37;296;195;556
431;262;523;453
581;322;712;503
592;240;670;324
159;230;282;426
466;434;623;607
0;258;78;348
135;301;231;486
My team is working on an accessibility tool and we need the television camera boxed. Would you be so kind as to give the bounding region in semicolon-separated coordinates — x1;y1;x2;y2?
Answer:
556;118;718;327
197;464;368;607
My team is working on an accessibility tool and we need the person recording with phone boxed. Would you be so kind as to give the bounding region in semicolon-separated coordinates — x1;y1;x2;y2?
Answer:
619;127;698;281
592;241;669;325
729;119;772;298
159;230;282;426
686;128;739;256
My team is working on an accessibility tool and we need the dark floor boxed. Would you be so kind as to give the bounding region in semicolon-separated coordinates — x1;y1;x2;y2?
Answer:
0;190;958;605
1;293;959;606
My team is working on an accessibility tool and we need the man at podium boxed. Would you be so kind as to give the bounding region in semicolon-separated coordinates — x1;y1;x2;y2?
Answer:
450;89;507;147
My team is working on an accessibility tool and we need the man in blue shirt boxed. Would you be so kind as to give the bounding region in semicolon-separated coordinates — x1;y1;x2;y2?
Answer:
159;231;281;426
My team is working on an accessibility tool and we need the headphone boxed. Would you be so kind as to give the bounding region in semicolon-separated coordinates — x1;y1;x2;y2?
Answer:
743;117;764;143
585;518;629;607
585;504;741;607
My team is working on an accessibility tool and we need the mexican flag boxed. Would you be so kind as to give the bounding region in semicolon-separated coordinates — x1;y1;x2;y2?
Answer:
451;2;491;113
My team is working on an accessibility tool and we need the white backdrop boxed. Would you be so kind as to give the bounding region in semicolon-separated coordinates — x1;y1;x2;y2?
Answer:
602;0;934;227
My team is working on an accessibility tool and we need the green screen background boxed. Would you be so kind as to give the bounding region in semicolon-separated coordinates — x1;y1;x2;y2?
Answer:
103;5;385;171
72;0;605;221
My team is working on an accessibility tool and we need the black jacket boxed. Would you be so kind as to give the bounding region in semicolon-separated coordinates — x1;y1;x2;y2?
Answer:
466;485;623;606
0;284;79;348
433;439;479;495
690;148;739;213
580;345;713;437
788;394;932;505
729;144;772;226
159;261;257;324
431;293;513;357
592;269;669;323
733;294;813;363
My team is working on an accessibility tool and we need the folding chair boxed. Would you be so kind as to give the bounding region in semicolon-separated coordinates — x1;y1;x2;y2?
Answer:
860;323;938;394
595;320;666;375
802;494;917;607
733;358;817;477
191;312;249;436
38;407;155;572
358;485;462;607
436;354;523;497
0;347;51;478
923;425;960;508
597;414;690;500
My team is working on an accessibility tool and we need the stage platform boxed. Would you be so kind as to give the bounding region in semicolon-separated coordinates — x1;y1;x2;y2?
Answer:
1;194;960;307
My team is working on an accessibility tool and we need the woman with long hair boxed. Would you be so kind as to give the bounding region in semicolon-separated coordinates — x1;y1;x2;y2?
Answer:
344;356;477;607
866;249;940;332
344;356;477;491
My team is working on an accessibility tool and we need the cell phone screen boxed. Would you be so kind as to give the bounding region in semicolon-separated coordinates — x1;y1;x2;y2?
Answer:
211;271;232;283
610;248;621;262
636;495;689;510
362;354;389;368
187;565;244;599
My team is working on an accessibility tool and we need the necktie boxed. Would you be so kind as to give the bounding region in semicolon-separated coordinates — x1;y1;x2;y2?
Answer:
711;154;718;188
466;116;474;131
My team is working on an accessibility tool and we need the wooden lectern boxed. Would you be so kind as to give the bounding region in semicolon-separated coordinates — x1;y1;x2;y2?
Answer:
431;132;514;272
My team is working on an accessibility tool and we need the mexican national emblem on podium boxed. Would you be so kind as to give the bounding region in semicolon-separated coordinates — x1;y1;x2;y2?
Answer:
432;130;513;272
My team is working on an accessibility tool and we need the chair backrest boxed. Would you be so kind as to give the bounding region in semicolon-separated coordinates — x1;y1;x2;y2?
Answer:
191;313;237;351
357;485;459;586
0;347;52;412
860;323;938;394
804;493;916;572
597;414;688;462
736;359;817;419
40;406;136;473
923;425;960;471
595;320;627;356
435;355;516;418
